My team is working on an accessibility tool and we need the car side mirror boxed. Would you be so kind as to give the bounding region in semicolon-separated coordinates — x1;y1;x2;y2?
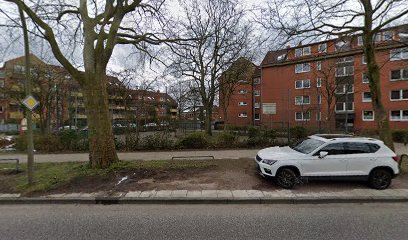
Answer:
319;151;328;159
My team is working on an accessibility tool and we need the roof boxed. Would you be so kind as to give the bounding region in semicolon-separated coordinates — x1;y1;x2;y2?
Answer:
310;134;383;143
261;49;288;66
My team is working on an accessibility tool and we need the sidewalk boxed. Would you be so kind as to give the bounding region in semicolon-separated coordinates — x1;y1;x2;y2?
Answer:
1;189;408;204
1;142;407;163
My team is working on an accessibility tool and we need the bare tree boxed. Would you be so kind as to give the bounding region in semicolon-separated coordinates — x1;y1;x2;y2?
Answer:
261;0;408;150
219;57;256;129
168;0;253;135
1;0;185;167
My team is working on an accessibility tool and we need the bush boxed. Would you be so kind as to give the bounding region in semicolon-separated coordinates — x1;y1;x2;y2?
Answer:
16;134;63;152
177;132;209;149
392;130;408;144
290;126;307;140
141;132;174;150
215;131;238;148
246;128;277;147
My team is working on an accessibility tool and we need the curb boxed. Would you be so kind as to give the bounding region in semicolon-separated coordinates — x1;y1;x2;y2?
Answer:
1;196;408;205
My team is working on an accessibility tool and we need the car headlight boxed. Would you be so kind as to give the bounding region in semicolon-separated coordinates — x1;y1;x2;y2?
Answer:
262;159;277;165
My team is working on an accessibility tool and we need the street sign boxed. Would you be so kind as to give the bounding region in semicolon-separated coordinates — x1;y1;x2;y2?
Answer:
21;118;27;131
22;95;39;111
263;103;277;114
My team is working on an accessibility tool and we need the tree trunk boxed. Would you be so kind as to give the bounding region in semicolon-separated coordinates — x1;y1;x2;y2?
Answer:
223;107;228;131
205;105;212;135
82;72;119;168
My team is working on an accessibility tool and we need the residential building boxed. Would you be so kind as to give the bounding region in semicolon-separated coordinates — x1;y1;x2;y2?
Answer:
258;24;408;131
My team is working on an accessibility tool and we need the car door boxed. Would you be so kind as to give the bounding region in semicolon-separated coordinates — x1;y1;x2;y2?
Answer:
301;142;348;176
343;142;377;176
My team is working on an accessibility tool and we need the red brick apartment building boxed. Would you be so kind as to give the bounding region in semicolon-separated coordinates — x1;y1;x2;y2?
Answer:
221;24;408;132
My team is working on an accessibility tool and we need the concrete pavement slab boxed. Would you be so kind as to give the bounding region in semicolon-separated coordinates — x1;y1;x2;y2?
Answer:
0;194;21;198
125;191;142;198
232;190;249;198
139;190;157;198
201;190;217;198
186;191;202;198
217;190;233;198
172;190;188;197
246;190;264;198
155;190;173;198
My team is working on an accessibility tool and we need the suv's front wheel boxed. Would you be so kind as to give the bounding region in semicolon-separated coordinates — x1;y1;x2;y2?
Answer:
369;168;392;190
275;168;298;189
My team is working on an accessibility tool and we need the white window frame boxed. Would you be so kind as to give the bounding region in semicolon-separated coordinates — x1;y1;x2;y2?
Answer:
295;63;311;73
254;113;260;120
362;92;372;102
362;73;369;83
238;112;248;118
253;77;261;85
390;48;408;61
239;90;247;94
362;55;367;64
295;79;310;89
318;43;327;53
316;78;322;87
303;46;311;55
317;95;322;104
238;102;248;106
390;110;408;121
383;31;394;41
316;61;322;71
390;89;408;101
254;90;261;96
254;102;260;108
357;36;363;46
390;68;408;81
238;79;248;83
316;112;321;121
335;84;354;94
295;96;310;105
335;66;354;77
362;110;375;121
295;112;311;121
295;48;303;57
335;102;354;112
336;56;354;63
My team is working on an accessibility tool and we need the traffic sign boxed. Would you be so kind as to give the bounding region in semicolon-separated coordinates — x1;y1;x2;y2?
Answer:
22;95;39;111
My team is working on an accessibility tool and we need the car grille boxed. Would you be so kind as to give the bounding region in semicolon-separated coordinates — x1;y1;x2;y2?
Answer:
256;155;262;162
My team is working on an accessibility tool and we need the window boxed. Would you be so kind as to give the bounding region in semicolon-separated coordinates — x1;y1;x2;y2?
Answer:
238;102;248;106
362;73;369;83
0;106;3;113
335;39;351;51
295;63;311;73
362;92;372;102
295;96;310;105
295;79;310;89
295;112;311;121
336;84;354;94
254;113;260;120
254;90;261;96
317;95;322;104
390;110;408;121
319;143;345;155
374;33;382;43
253;77;261;84
316;112;321;121
336;66;354;76
383;31;394;41
362;110;374;121
254;102;260;108
390;48;408;61
295;48;302;57
390;69;408;81
160;97;165;102
13;65;25;73
0;70;4;78
0;79;4;88
295;47;311;57
336;56;354;63
344;142;373;154
362;55;367;64
390;90;408;101
318;43;327;53
336;102;354;112
316;78;322;87
316;61;322;71
238;112;248;118
357;36;364;46
239;90;247;94
238;79;248;83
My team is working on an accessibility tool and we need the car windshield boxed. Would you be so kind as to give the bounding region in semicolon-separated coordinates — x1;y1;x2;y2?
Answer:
290;138;325;154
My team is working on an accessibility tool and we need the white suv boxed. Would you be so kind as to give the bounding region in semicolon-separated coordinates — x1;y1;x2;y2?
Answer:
255;134;400;189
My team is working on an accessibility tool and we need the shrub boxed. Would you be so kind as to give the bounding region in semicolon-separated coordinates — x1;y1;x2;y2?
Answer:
16;134;63;152
141;133;174;150
290;126;307;140
215;131;238;148
392;130;408;144
177;132;209;149
246;128;277;147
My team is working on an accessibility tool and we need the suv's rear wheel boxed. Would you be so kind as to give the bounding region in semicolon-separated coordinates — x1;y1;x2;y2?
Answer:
369;169;392;190
276;168;297;189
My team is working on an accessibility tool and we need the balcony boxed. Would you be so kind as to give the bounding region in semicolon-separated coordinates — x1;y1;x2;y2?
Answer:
9;111;24;119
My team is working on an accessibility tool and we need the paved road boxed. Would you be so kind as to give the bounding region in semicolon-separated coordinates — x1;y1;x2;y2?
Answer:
1;143;407;163
0;203;407;240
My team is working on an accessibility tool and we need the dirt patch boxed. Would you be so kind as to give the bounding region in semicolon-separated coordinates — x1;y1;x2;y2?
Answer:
2;158;408;196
